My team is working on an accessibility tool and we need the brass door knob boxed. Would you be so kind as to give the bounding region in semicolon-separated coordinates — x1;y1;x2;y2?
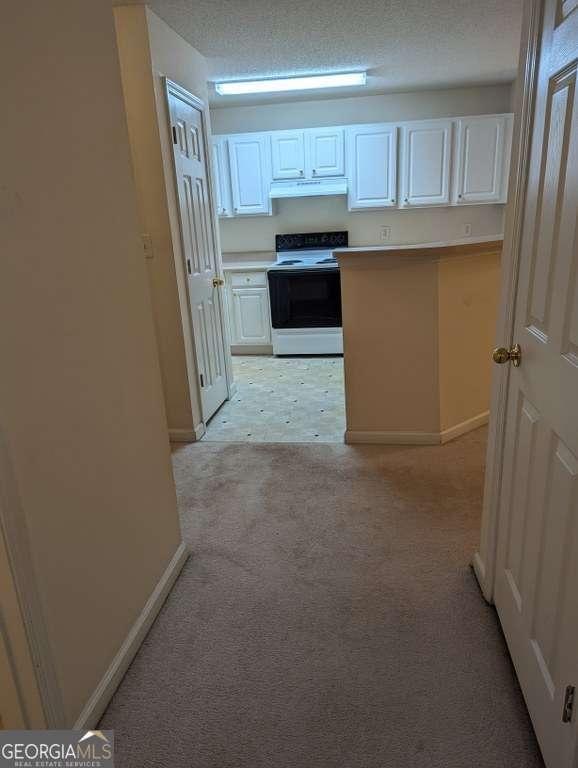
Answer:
212;277;224;287
493;343;521;367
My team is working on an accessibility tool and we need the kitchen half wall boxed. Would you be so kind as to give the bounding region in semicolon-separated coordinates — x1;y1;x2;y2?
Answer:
210;84;512;252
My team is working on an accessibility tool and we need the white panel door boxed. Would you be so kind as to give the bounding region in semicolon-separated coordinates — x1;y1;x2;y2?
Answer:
347;124;397;209
271;130;306;180
231;288;271;345
454;115;510;204
308;127;345;177
401;120;452;206
493;3;578;767
211;137;233;217
228;133;272;215
168;88;228;422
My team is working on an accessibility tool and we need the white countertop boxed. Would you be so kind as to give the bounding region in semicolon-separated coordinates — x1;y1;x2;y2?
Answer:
222;261;275;271
333;234;503;256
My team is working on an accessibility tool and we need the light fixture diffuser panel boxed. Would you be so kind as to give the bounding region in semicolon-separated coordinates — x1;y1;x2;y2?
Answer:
215;72;366;96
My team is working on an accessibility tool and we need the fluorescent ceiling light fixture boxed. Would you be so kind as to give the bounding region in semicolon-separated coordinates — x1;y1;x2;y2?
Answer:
215;72;366;96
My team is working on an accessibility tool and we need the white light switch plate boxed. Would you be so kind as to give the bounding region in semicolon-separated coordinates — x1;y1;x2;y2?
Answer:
380;226;391;242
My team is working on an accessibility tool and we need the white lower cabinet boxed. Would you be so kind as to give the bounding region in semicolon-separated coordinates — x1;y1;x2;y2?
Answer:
225;270;272;350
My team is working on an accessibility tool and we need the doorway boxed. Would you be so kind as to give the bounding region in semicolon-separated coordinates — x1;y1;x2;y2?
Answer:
166;80;230;423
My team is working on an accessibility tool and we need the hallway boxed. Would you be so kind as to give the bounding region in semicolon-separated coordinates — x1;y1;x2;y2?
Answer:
100;429;543;767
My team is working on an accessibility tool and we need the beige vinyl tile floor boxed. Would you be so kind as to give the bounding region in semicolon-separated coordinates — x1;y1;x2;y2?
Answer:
203;355;346;443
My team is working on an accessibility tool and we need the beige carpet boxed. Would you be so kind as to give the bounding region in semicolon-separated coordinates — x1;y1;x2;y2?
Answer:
100;428;544;767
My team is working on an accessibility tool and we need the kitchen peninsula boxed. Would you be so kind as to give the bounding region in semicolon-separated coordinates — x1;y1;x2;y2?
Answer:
334;236;502;445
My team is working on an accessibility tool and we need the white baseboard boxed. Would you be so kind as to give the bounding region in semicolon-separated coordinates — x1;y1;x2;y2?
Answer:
440;411;489;444
345;411;489;446
345;430;441;445
169;422;205;443
73;542;188;729
472;551;493;605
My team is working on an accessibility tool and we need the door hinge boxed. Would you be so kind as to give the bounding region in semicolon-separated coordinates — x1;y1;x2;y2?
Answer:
187;259;192;275
199;373;204;388
172;126;178;145
563;685;575;723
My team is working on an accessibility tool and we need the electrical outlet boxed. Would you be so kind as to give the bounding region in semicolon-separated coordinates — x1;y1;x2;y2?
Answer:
380;225;391;242
463;223;472;237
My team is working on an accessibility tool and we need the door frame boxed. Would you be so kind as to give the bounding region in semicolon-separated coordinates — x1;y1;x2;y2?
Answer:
0;429;64;727
473;0;543;602
163;78;235;431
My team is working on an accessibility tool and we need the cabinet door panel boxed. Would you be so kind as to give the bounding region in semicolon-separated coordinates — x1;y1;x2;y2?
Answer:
454;116;509;203
401;120;452;206
348;125;397;209
232;288;271;344
211;138;232;217
271;131;306;179
309;128;345;177
228;134;272;215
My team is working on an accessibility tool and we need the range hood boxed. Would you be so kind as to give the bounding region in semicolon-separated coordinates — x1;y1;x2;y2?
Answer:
270;178;348;199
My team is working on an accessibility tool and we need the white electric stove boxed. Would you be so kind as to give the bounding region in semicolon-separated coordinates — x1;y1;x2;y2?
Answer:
267;232;347;355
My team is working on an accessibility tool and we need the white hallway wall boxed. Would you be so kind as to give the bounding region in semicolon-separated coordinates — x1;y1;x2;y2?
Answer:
210;85;513;253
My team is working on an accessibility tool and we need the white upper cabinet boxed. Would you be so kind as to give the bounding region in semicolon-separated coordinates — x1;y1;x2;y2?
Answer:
347;124;397;210
309;127;345;177
401;120;452;207
211;137;233;217
453;115;512;204
227;133;272;216
214;113;513;217
271;130;306;180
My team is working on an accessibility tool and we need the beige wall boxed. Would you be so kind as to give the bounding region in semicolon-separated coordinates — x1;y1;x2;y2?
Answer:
0;1;182;724
211;85;513;134
341;257;440;434
211;85;512;254
438;252;501;431
338;243;501;442
218;199;506;257
114;6;214;435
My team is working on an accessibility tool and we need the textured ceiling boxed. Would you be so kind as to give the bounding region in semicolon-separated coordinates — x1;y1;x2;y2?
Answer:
141;0;523;106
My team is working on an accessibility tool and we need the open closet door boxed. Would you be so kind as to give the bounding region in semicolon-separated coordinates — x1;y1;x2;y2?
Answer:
166;81;228;422
493;2;578;766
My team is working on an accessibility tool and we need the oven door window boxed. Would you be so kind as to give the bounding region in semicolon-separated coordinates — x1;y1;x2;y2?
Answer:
268;268;342;329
